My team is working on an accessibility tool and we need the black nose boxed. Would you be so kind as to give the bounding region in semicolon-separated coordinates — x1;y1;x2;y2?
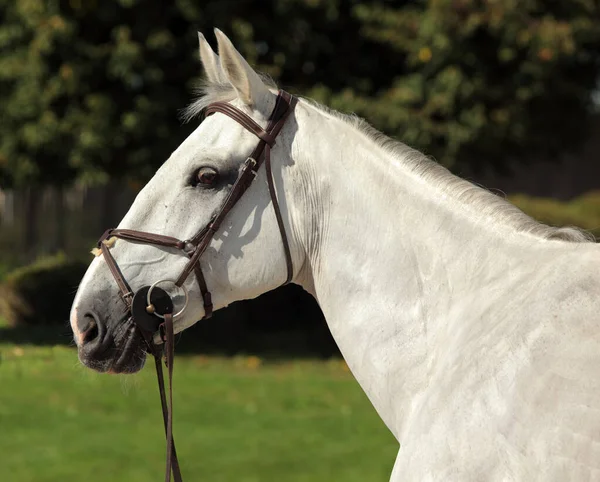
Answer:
78;312;111;356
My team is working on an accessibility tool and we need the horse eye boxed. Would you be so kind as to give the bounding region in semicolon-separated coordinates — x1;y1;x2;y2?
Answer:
194;167;218;186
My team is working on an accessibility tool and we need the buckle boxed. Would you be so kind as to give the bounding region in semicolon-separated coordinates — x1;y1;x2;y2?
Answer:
97;228;114;247
244;157;258;177
182;240;196;255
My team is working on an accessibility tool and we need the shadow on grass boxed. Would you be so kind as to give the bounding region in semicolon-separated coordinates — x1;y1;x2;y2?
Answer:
0;285;341;360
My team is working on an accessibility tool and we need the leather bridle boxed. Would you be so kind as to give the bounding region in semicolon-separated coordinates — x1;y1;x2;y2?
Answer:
94;90;298;482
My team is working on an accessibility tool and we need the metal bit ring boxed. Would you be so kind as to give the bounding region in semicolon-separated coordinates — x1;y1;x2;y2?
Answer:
146;279;189;319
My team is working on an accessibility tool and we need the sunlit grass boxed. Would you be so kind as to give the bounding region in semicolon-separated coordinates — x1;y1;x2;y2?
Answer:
0;342;397;482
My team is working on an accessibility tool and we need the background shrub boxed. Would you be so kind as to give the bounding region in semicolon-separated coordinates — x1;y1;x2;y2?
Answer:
0;254;87;327
510;191;600;239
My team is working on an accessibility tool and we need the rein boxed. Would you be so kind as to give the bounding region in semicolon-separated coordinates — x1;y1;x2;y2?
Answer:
95;90;297;481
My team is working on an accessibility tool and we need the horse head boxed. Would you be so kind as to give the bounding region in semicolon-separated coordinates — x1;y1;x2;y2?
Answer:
70;30;303;373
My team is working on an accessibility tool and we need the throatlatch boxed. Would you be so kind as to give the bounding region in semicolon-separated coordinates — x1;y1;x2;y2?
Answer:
94;90;298;482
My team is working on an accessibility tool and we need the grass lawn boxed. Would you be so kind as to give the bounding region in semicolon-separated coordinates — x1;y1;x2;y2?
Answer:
0;336;398;482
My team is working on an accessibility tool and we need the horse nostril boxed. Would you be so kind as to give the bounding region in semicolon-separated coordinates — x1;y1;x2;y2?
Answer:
81;313;100;344
78;311;113;359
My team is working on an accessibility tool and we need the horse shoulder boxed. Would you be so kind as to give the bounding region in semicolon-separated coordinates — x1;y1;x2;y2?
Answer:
393;246;600;481
500;246;600;480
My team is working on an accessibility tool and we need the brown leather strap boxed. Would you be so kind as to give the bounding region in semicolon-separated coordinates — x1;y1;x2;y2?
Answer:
205;102;276;146
193;264;213;319
264;149;293;284
162;313;178;482
100;241;133;307
174;157;259;287
263;92;297;284
137;326;182;482
98;229;214;318
96;90;298;482
176;91;297;288
110;229;186;249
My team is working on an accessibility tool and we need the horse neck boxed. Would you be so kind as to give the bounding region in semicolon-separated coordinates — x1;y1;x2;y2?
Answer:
287;101;560;438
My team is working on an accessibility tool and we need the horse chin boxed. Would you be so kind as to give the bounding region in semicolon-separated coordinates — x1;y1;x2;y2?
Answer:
108;343;147;374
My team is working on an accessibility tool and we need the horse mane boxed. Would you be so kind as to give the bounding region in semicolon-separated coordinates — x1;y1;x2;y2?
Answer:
184;79;594;244
181;75;277;122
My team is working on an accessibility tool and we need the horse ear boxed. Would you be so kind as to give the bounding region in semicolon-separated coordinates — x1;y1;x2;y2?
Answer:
214;28;270;107
198;32;225;85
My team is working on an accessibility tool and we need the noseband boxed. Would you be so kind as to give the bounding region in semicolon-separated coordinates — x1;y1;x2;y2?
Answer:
94;90;297;482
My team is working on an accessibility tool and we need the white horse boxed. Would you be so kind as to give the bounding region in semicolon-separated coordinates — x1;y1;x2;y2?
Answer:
70;29;600;481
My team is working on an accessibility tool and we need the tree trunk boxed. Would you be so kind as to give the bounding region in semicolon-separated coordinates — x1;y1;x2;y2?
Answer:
100;183;117;233
24;187;40;261
52;186;66;253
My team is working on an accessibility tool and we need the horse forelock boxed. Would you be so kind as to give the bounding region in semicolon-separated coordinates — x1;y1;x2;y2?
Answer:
181;74;278;123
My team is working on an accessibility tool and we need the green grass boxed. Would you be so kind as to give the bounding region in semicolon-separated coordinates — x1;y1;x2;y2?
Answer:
0;341;397;482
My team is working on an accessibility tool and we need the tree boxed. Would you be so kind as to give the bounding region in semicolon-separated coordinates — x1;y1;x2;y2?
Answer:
187;0;600;174
196;1;600;174
338;0;600;173
1;0;599;190
0;0;202;189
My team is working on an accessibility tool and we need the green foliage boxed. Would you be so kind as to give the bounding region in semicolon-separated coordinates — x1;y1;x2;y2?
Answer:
0;347;397;481
344;0;600;172
510;191;600;238
0;0;77;187
0;253;86;326
1;0;599;187
0;0;200;187
0;261;13;282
